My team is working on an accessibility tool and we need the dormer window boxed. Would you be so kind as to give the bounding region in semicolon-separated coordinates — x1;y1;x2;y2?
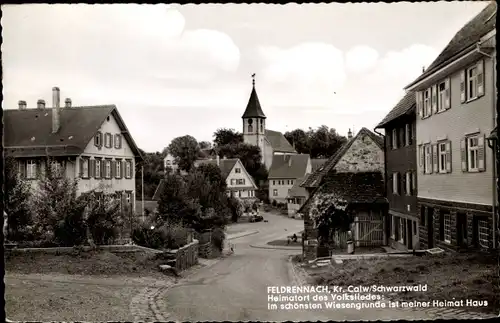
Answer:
94;131;103;147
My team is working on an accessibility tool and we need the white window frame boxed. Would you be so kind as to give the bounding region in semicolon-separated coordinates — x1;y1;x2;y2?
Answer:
392;172;399;195
424;144;432;174
392;129;398;149
82;159;89;178
423;88;431;117
95;160;101;179
105;160;111;178
467;135;479;172
126;160;132;178
437;81;446;112
273;189;278;197
438;142;447;173
115;160;121;178
105;133;112;148
467;65;478;100
26;159;37;179
114;134;121;149
444;213;451;244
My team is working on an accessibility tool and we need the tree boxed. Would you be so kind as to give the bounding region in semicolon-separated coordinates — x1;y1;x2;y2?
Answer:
284;125;347;158
284;129;310;154
135;149;165;200
4;156;33;241
199;141;212;149
32;158;87;246
157;173;197;224
168;135;201;172
213;128;243;147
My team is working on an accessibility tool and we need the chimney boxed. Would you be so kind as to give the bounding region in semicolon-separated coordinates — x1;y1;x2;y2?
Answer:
52;87;61;133
37;99;46;109
65;98;72;108
216;155;220;166
18;100;27;110
348;128;353;139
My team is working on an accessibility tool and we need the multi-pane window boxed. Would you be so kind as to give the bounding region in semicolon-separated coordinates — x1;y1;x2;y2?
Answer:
115;161;121;178
438;142;447;173
26;160;37;179
467;65;478;100
82;158;89;178
105;160;111;178
114;134;122;149
273;189;278;196
444;213;451;244
437;82;446;112
95;160;101;178
423;88;431;117
125;160;132;178
94;132;102;147
405;172;412;196
468;136;479;172
405;124;412;146
424;144;432;174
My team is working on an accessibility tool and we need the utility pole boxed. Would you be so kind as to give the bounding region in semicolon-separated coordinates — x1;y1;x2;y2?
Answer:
141;164;145;222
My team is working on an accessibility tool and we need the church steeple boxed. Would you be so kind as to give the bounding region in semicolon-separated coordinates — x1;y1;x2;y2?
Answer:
242;73;266;119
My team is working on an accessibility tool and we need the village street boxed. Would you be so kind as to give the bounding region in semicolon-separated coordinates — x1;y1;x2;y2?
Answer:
160;211;434;322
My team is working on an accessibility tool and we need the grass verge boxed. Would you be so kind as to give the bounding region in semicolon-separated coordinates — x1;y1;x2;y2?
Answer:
305;252;499;314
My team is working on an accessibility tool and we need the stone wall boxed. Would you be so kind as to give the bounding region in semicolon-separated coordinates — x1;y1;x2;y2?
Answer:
171;240;199;271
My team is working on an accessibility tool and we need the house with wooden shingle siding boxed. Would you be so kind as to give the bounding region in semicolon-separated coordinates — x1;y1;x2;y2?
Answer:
153;156;257;200
404;2;497;251
241;77;297;171
375;91;419;251
268;154;311;204
4;87;143;212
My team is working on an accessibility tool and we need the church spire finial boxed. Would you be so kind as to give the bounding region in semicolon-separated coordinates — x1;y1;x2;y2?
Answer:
251;73;256;87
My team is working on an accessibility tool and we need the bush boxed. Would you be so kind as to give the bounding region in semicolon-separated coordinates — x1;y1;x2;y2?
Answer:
211;226;226;252
228;195;243;222
132;220;189;250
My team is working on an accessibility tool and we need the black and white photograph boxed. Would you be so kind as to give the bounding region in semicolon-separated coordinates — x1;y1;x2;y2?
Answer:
2;1;499;322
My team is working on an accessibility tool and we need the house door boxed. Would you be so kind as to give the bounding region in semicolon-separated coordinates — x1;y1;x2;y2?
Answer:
457;213;468;248
427;208;434;248
406;219;413;249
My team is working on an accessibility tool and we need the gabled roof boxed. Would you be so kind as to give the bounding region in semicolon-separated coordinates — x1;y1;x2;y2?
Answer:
242;85;266;119
287;174;310;198
265;129;296;153
194;158;238;179
4;106;143;160
268;154;310;179
376;91;416;128
299;171;387;214
406;2;496;89
300;127;384;188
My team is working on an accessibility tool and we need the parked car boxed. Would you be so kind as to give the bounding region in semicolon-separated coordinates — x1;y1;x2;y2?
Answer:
249;215;264;223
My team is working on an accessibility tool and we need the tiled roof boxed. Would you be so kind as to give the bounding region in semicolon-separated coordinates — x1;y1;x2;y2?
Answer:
265;129;296;153
300;127;384;188
3;106;143;160
311;158;328;172
298;171;387;214
194;158;238;179
268;154;310;179
242;85;266;118
287;174;310;198
406;2;496;89
376;91;416;128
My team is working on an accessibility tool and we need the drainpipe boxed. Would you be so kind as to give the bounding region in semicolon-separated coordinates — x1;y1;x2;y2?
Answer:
374;127;388;246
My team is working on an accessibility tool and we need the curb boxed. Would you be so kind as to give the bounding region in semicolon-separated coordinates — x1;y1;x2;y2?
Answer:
227;230;259;240
249;244;302;251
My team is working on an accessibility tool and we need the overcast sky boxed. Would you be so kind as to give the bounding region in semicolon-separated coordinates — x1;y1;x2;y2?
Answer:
2;2;489;152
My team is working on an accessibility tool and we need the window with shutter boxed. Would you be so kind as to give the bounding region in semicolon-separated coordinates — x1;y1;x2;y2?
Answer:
445;141;452;173
431;84;438;114
392;172;398;194
111;160;116;178
476;59;484;97
405;172;411;196
90;159;95;178
416;92;424;119
115;160;121;179
95;159;101;178
424;145;432;174
460;70;466;103
466;65;478;100
411;172;416;193
438;142;447;173
444;78;451;110
79;158;84;178
460;138;468;172
467;135;480;172
437;81;446;112
423;88;432;117
477;135;485;172
392;128;398;149
432;144;438;173
418;145;424;169
405;124;412;146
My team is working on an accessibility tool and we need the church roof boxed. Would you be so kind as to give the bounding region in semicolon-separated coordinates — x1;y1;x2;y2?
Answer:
265;130;296;153
242;85;266;119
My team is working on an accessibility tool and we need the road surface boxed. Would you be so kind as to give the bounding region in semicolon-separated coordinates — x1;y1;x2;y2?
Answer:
161;212;433;321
